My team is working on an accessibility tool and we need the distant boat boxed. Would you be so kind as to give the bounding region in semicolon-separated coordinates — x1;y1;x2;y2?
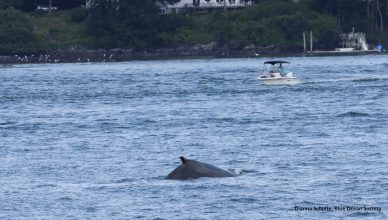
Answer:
329;31;369;53
258;61;300;85
374;43;384;52
306;31;380;55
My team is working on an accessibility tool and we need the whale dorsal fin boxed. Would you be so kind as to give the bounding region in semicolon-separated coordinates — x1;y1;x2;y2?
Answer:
180;156;189;164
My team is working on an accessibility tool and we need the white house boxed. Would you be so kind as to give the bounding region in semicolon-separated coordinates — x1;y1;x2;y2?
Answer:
85;0;253;14
85;0;120;8
161;0;253;14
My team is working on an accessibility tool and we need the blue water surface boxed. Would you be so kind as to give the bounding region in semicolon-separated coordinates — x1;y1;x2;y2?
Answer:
1;56;387;219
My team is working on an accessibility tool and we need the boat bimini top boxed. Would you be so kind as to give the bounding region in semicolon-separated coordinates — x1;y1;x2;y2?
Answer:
264;61;290;65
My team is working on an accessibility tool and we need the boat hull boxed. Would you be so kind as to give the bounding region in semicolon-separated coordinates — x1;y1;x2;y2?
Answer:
258;77;300;85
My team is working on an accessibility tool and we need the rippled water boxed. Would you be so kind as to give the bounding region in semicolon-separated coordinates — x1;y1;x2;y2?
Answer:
1;56;387;219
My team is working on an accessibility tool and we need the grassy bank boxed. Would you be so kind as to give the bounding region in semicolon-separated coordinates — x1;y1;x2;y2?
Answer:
30;10;92;50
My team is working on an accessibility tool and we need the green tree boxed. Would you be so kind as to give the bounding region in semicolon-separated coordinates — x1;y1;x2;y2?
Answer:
0;8;38;53
87;0;182;49
209;0;340;50
0;0;22;9
302;0;388;32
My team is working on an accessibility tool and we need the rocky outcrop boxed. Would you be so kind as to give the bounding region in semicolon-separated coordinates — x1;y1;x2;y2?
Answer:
0;44;292;64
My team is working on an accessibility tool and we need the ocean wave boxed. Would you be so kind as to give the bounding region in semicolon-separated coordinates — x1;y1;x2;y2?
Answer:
351;77;386;82
115;178;135;183
230;197;258;203
336;111;370;117
346;211;382;218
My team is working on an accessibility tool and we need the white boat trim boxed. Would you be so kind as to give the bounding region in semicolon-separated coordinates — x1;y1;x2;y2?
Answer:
258;77;301;85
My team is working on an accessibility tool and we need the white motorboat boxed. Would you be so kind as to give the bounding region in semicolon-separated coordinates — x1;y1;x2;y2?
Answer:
258;61;300;85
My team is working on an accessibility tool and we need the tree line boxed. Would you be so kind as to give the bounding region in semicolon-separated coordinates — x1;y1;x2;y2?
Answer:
1;0;388;54
87;0;388;50
0;0;84;11
304;0;388;32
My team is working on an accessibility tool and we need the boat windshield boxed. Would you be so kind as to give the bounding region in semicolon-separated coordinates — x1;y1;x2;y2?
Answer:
264;63;288;75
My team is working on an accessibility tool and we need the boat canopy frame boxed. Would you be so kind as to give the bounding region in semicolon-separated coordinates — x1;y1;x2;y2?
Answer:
262;60;292;75
264;61;290;65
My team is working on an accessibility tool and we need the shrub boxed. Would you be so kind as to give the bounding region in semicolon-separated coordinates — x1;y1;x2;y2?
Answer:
70;7;88;23
0;8;39;53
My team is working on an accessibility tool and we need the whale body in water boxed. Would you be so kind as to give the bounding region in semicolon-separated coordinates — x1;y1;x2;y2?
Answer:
166;156;235;180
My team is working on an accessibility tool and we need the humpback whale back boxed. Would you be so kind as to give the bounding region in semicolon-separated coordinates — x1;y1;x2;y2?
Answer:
166;157;235;180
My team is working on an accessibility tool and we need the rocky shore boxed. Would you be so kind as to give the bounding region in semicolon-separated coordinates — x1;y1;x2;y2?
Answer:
0;44;291;64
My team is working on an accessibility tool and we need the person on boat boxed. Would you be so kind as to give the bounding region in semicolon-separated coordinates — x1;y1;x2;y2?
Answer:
279;64;284;77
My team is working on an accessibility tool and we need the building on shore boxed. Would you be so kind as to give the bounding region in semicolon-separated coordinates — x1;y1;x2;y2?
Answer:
160;0;253;14
85;0;253;14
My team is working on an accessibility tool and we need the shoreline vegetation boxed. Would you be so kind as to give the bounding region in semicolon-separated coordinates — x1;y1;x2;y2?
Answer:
2;0;388;64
